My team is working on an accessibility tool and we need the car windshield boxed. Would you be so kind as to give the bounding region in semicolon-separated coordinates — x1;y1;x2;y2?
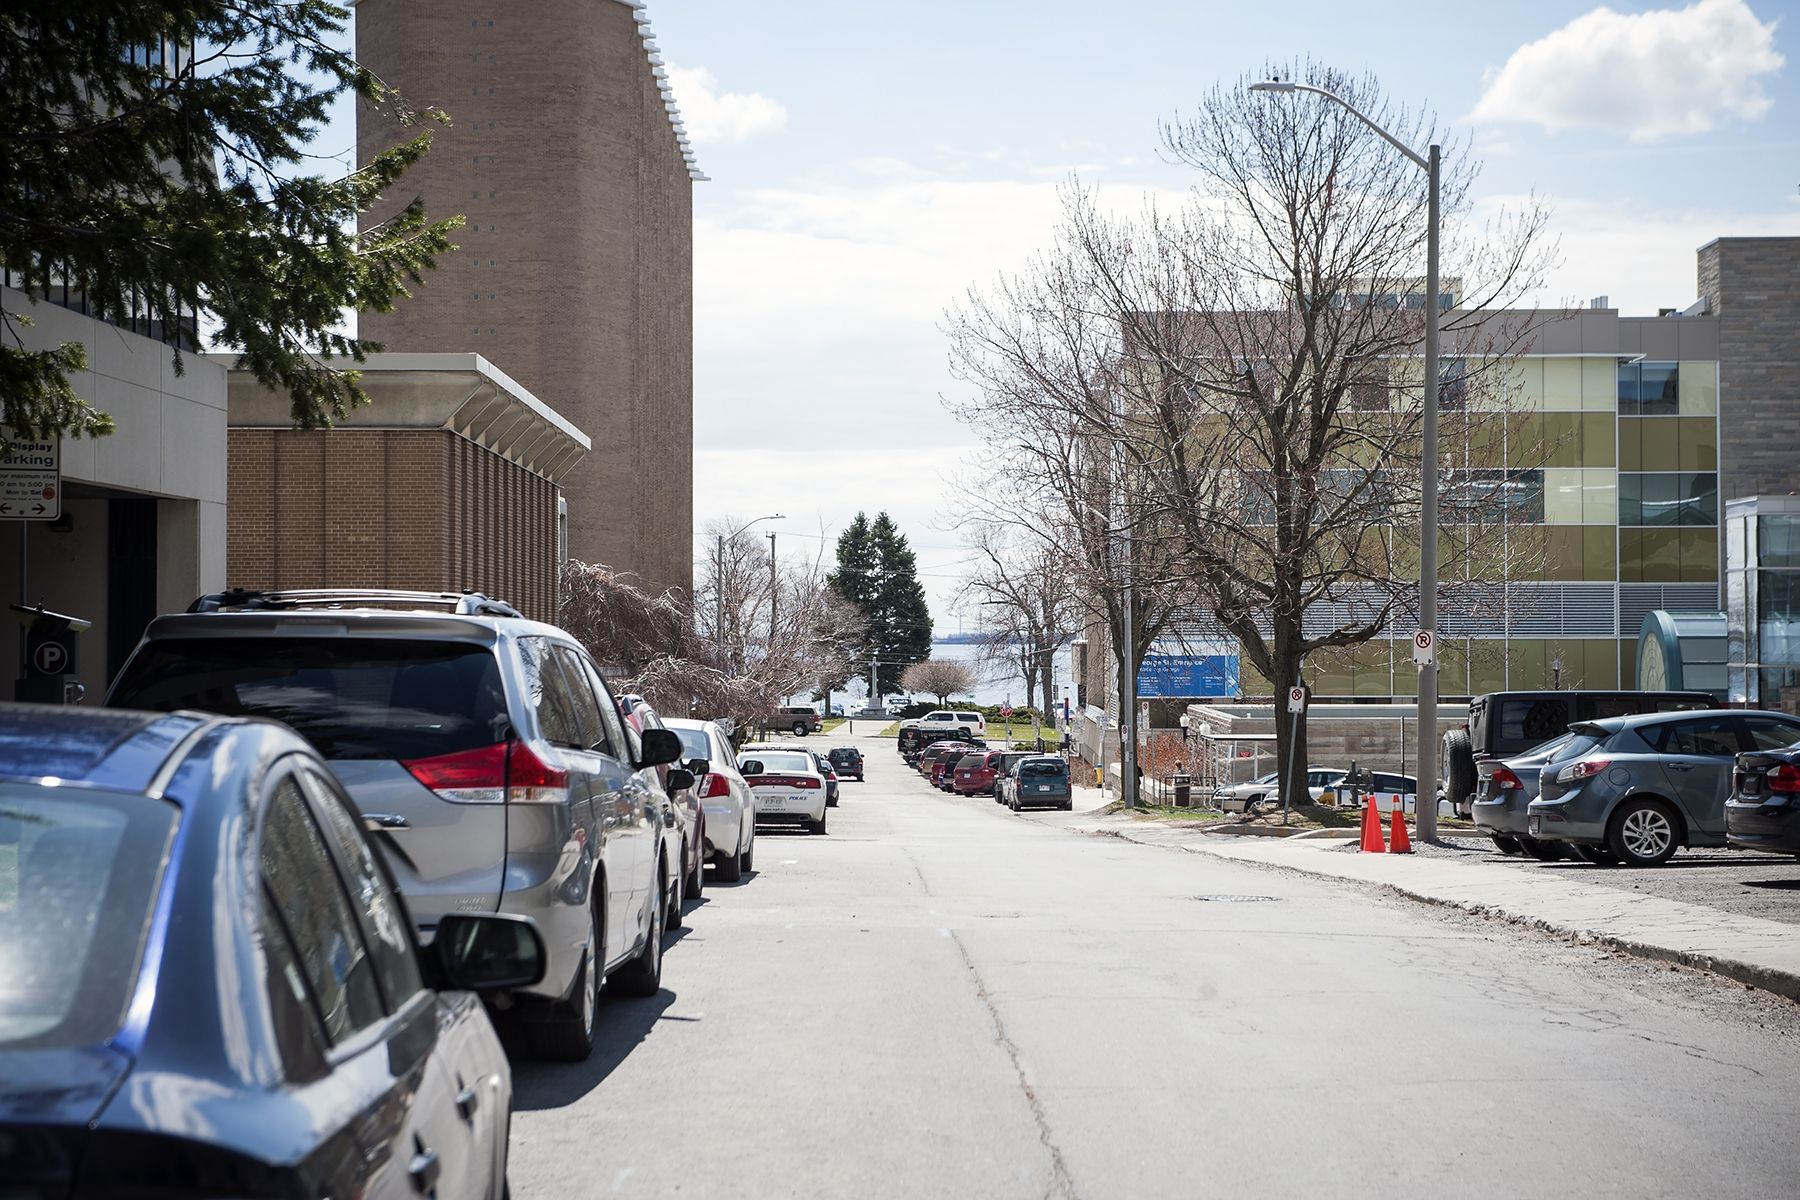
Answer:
672;726;711;761
110;637;510;761
746;751;814;774
0;786;179;1050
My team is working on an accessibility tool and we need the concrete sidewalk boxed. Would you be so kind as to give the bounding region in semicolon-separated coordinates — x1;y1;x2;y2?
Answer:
1074;814;1800;1003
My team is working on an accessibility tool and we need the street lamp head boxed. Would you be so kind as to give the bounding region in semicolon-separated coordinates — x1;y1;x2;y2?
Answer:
1249;80;1296;93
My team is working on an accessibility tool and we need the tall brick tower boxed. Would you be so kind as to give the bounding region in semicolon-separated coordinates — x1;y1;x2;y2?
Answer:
355;0;697;599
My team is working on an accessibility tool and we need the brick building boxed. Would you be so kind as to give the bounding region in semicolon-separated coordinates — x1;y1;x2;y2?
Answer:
353;0;697;599
222;354;589;622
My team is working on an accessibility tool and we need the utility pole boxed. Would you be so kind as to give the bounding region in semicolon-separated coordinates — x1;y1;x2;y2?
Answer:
767;530;778;655
715;534;726;663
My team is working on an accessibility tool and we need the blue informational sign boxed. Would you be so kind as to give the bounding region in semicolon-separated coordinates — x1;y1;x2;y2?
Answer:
1137;653;1240;698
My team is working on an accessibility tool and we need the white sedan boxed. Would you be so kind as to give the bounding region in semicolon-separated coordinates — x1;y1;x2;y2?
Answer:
665;717;756;881
738;746;829;835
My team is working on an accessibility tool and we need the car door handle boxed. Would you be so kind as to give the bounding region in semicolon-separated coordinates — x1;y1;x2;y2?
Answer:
409;1143;440;1193
455;1084;479;1121
1666;763;1695;772
363;813;410;830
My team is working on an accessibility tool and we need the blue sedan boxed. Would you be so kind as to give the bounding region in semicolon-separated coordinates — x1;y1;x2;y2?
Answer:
0;704;545;1198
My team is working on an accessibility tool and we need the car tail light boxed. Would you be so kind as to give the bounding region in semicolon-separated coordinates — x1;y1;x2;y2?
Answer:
403;742;508;803
1491;766;1524;790
506;740;572;804
1767;763;1800;794
698;772;733;799
1556;757;1611;784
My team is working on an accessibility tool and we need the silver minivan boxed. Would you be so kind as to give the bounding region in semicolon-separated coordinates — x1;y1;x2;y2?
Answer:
108;589;683;1062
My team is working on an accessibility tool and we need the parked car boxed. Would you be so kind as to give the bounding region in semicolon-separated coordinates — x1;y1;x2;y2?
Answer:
1442;689;1715;817
1528;709;1800;867
925;742;984;788
1003;756;1074;811
812;752;841;807
630;705;707;925
665;717;757;881
107;587;680;1062
915;709;987;738
827;745;865;781
0;704;546;1199
770;705;823;737
952;749;1025;796
1727;740;1800;859
915;740;973;777
1472;733;1578;860
884;695;914;717
1212;771;1280;810
738;745;829;834
900;720;973;762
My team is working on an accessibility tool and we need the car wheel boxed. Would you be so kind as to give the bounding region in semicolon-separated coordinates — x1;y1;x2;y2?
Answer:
1572;842;1620;866
666;846;688;933
1516;836;1564;862
686;839;704;902
524;904;601;1061
608;872;664;998
792;722;807;736
741;832;754;873
1009;794;1020;813
1607;799;1681;867
714;844;744;882
1061;800;1072;811
808;808;828;835
1490;835;1524;856
827;795;838;808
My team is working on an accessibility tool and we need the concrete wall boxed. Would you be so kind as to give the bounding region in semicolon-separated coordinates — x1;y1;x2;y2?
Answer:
1;287;227;698
1700;238;1800;503
354;0;694;600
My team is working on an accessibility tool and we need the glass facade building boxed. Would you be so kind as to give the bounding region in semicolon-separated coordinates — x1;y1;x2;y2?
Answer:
1726;495;1800;709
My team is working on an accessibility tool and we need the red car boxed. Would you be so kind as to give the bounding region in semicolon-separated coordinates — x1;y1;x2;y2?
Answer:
952;750;1011;796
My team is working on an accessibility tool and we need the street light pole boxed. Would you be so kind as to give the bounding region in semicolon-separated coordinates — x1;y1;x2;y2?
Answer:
714;514;783;667
1250;79;1442;840
767;530;778;656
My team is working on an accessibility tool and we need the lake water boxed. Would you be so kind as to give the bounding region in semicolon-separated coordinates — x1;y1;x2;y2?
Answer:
821;640;1076;711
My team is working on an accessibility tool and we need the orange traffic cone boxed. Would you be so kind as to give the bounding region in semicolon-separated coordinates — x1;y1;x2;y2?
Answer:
1359;798;1386;853
1389;802;1413;854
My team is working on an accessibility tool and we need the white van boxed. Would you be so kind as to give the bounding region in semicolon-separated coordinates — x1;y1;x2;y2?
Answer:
916;710;987;738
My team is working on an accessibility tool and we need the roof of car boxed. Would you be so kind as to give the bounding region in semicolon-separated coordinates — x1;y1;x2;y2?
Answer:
1573;707;1787;732
0;704;246;796
740;742;811;753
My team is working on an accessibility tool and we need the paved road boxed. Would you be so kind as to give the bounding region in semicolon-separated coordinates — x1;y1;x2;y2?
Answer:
509;733;1800;1199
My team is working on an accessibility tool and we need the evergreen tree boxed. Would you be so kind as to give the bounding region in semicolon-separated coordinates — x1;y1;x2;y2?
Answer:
829;511;932;695
1;2;460;452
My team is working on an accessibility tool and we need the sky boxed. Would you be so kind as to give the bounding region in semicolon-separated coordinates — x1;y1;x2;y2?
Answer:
318;0;1798;632
637;0;1798;630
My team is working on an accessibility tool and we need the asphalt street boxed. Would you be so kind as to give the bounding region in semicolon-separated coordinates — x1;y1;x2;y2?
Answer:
508;732;1800;1199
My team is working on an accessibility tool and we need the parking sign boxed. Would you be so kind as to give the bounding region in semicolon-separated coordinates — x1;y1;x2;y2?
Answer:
1411;629;1435;666
1286;686;1306;713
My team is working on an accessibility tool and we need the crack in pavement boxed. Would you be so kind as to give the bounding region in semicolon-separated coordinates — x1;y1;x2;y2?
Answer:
951;930;1081;1200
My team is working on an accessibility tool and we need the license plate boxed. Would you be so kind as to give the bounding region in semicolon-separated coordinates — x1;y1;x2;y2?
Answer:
1528;816;1541;835
1036;785;1051;792
760;796;788;811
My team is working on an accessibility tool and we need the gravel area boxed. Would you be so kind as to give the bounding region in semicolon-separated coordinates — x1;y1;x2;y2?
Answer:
1334;831;1800;925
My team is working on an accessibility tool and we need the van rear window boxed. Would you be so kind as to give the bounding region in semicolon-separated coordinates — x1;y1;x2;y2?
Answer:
110;638;509;761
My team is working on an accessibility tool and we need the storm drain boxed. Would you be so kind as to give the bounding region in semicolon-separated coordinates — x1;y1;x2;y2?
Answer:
1190;894;1281;903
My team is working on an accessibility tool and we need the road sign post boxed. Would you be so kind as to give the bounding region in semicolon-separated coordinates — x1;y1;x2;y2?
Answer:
1283;682;1306;825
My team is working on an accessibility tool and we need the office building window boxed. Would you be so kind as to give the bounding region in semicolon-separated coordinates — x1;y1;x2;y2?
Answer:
1617;361;1679;416
1618;472;1717;527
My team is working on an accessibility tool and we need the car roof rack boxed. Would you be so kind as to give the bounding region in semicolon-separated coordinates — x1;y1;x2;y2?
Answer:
187;588;525;619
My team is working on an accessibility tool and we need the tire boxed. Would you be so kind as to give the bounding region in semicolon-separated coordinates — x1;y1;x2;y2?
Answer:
524;904;600;1061
1009;794;1020;813
1516;836;1564;862
792;722;807;737
1442;728;1477;818
1572;842;1620;866
666;845;688;933
1061;800;1072;811
1490;835;1525;856
827;794;838;808
714;843;743;883
1607;798;1681;867
807;808;828;835
608;872;664;998
685;838;704;903
741;832;754;873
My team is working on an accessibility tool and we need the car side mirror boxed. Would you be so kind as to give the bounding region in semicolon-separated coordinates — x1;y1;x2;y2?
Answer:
666;767;695;792
686;757;710;776
740;759;764;776
432;913;546;992
637;727;682;769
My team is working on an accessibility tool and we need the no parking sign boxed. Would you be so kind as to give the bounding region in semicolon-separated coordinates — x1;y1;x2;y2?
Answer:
1411;629;1436;666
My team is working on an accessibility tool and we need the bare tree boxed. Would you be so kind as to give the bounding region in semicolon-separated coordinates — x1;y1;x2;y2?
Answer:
955;523;1080;714
946;64;1555;811
902;659;977;707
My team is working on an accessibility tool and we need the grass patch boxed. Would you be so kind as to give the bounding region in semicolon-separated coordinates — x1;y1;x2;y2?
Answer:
1130;805;1232;824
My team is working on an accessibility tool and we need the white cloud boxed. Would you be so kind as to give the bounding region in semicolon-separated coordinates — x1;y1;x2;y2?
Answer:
665;65;787;144
1470;0;1785;142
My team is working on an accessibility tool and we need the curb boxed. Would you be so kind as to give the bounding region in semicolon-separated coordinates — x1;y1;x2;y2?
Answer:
1098;824;1800;1005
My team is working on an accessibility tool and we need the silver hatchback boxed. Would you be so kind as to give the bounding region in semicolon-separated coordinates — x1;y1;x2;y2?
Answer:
108;589;686;1062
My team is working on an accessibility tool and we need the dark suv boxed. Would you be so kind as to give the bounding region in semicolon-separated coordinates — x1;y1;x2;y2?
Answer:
827;746;864;781
108;588;684;1062
1442;689;1714;817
